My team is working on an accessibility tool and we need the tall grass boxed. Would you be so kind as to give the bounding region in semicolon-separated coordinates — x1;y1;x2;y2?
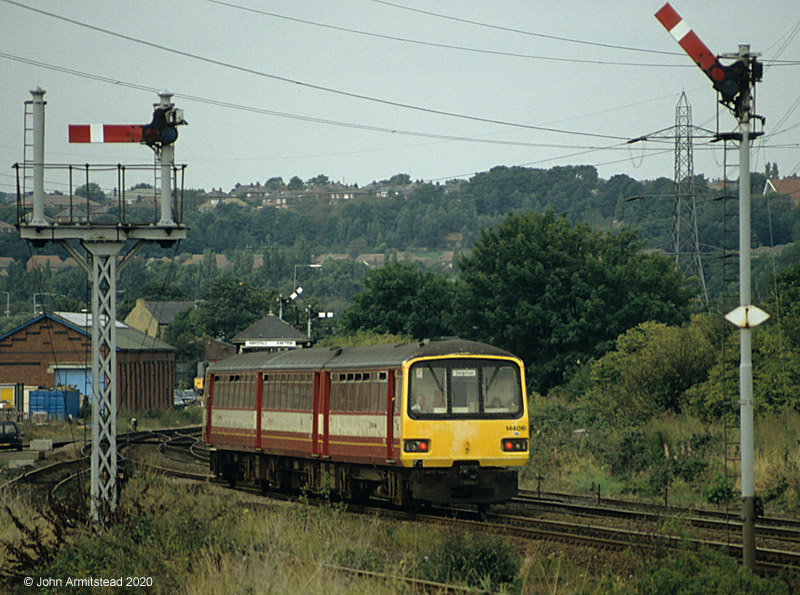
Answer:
525;394;800;513
2;469;797;594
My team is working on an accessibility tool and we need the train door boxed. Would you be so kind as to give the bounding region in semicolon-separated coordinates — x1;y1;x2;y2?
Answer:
204;373;215;443
255;372;264;450
385;369;395;461
312;371;331;457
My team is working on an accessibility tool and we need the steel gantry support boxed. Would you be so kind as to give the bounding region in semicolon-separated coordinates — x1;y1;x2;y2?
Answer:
88;241;125;520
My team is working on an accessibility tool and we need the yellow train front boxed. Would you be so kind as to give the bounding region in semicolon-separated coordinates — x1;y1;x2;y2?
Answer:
204;338;529;508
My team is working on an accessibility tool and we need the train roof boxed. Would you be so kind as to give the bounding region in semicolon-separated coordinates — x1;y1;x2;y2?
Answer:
208;338;519;373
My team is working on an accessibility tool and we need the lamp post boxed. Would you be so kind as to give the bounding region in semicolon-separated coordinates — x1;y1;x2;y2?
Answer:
33;292;67;315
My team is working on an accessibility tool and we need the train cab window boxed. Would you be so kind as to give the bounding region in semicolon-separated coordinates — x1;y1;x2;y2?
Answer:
408;359;523;420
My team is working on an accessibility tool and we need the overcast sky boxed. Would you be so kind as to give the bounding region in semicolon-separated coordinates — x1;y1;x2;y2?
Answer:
1;0;798;196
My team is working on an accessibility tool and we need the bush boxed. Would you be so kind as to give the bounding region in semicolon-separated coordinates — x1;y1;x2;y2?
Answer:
633;546;795;594
417;532;520;590
704;474;735;505
1;473;243;593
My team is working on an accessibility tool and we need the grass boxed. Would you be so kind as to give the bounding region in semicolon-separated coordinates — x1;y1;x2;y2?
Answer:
1;470;796;594
3;395;800;591
0;473;520;594
524;394;800;514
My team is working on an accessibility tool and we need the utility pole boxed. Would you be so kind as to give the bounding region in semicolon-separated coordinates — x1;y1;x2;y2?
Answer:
657;4;766;569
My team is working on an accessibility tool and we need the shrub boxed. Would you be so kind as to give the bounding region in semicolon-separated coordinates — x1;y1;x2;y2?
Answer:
633;546;795;594
416;532;520;590
704;474;735;505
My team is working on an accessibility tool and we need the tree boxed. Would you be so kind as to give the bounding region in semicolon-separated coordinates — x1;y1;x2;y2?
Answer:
287;176;304;191
306;174;330;187
75;182;106;202
339;262;455;340
455;211;694;393
264;176;284;190
383;173;411;186
173;276;273;342
588;316;717;422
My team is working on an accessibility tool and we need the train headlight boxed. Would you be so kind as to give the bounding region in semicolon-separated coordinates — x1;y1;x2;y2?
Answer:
404;439;430;453
502;438;528;452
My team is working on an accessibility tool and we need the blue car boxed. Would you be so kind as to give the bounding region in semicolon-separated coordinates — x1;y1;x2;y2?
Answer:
0;421;23;451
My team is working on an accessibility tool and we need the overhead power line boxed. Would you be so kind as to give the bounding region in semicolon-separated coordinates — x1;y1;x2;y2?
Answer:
369;0;683;56
0;51;630;153
0;0;628;141
204;0;691;68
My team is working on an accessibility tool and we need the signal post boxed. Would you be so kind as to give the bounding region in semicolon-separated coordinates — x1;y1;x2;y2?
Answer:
16;88;188;523
657;4;768;569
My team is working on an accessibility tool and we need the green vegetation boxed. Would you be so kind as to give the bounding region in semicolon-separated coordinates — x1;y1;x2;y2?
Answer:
1;468;796;594
524;392;800;512
4;163;800;589
455;211;693;393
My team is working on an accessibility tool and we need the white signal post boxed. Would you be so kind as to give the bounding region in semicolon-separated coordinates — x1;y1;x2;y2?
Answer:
657;4;763;569
158;91;176;227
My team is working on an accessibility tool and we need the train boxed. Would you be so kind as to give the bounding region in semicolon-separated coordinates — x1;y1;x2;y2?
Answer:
202;338;529;509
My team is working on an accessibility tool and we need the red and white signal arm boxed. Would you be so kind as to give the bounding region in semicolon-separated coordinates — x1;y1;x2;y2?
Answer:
655;3;718;72
68;124;145;143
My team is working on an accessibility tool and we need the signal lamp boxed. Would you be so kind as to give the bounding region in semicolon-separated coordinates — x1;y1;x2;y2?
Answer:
142;106;179;146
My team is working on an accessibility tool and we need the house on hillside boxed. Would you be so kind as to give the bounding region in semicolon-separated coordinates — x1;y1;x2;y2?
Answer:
764;176;800;205
317;253;350;265
231;182;269;203
0;257;13;277
262;188;297;208
357;253;385;268
25;254;78;273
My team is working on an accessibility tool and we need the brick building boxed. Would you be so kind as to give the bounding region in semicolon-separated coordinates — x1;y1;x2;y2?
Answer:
0;312;175;411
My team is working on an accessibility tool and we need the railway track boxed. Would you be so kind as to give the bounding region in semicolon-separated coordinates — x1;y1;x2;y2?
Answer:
513;489;800;545
137;434;800;573
0;426;208;498
9;427;798;578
